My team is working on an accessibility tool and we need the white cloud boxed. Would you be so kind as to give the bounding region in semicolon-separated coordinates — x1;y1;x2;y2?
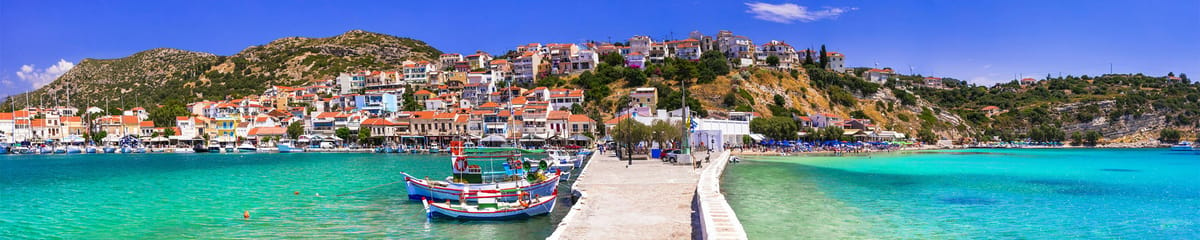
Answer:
744;2;856;23
983;64;993;69
15;59;75;89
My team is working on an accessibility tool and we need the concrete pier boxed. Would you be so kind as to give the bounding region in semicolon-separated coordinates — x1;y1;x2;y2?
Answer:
548;151;703;240
549;149;746;240
695;151;747;240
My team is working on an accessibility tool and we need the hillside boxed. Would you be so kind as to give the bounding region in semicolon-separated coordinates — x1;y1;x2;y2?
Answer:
551;53;972;143
2;30;442;110
908;74;1199;143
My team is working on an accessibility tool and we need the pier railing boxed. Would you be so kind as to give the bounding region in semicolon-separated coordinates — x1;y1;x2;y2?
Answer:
695;150;748;240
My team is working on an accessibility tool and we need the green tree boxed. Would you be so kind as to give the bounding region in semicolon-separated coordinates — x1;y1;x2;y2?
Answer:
570;104;585;114
818;45;829;69
773;94;786;106
1084;130;1103;146
700;51;730;75
535;75;565;88
163;127;176;137
749;117;798;140
1158;128;1182;143
287;121;304;140
148;99;190;127
601;52;625;67
766;55;780;67
358;128;372;144
93;131;108;143
803;48;815;66
1071;132;1083;146
649;120;681;149
402;86;424;111
335;127;351;142
611;118;650;155
918;128;938;143
623;67;647;87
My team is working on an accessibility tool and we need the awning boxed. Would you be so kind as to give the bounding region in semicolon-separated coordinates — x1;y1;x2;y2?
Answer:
519;134;545;142
481;135;507;142
62;135;86;143
749;134;765;141
567;134;592;141
216;136;236;142
102;135;122;143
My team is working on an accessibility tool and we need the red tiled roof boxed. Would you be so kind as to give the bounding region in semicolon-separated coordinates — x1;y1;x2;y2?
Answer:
248;127;287;136
568;114;593;123
547;111;570;120
605;114;629;125
479;102;501;108
981;106;1000;111
139;121;155;127
414;89;433;95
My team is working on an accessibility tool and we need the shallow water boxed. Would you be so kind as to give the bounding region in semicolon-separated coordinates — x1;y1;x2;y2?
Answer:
723;148;1200;239
0;153;573;239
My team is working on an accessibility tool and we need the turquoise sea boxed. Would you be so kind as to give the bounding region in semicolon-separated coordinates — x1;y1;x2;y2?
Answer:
724;148;1199;239
0;153;572;239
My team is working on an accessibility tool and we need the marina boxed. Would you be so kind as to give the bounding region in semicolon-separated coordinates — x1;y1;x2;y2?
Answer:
0;152;584;239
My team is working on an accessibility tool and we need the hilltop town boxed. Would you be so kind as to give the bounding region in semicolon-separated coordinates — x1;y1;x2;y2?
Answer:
1;29;1196;147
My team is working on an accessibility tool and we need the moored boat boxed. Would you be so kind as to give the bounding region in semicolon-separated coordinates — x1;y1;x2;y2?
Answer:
192;144;210;153
276;139;304;153
403;141;560;202
237;141;257;152
66;145;82;154
423;188;557;220
1170;141;1193;151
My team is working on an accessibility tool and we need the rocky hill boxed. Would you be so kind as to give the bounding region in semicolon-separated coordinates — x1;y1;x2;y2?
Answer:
3;30;442;109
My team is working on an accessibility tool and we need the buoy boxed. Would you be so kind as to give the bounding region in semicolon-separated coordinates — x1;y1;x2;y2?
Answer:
294;191;300;195
243;211;250;219
315;193;319;196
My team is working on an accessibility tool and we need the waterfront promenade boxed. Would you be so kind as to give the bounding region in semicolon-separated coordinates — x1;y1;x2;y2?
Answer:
549;151;706;240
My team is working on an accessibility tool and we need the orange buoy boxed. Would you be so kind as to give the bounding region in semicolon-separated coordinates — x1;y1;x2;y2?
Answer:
294;191;300;195
243;211;250;219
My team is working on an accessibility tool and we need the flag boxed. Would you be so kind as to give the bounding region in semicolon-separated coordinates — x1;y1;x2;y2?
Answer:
689;116;697;133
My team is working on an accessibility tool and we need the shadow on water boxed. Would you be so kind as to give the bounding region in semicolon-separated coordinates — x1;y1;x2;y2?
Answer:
939;196;998;205
746;159;1198;203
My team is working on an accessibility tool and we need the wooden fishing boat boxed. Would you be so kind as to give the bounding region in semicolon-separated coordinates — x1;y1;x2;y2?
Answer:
403;141;560;202
422;188;556;220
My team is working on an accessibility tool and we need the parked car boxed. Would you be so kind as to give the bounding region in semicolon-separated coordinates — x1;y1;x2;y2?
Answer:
663;149;681;162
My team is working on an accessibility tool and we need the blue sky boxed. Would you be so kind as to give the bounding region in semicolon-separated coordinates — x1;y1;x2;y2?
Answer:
2;0;1197;98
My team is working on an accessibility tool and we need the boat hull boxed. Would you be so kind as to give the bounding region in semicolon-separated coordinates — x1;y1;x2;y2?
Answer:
425;195;556;220
403;172;560;202
1170;146;1193;151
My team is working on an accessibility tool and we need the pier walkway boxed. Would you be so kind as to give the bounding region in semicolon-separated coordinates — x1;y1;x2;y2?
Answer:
549;149;745;240
549;151;704;240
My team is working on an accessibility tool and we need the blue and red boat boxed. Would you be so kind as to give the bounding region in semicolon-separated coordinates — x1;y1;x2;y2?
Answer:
422;188;557;220
403;141;560;202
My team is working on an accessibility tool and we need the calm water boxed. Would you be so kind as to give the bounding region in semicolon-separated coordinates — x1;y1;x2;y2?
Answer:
0;152;574;239
724;149;1200;239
